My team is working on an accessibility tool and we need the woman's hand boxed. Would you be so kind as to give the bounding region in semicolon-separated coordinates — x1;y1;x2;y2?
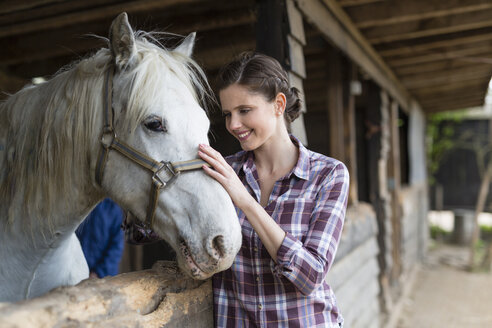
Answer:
199;144;287;262
198;144;253;209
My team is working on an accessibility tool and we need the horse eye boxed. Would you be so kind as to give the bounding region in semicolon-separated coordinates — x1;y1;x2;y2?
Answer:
144;117;166;132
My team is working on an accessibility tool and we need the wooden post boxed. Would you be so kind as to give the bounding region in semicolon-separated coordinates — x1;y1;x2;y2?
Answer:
326;49;345;162
256;0;308;144
343;62;359;206
256;0;288;64
469;163;491;269
388;99;402;280
469;118;492;269
365;82;394;314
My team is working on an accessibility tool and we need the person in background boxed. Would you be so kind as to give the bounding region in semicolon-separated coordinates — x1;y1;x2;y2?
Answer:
76;198;124;278
198;52;350;327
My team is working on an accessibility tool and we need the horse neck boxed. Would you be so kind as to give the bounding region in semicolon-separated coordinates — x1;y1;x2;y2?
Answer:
1;188;101;246
0;200;92;301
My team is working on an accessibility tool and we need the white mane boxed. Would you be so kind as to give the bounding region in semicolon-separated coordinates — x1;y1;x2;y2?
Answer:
0;32;214;227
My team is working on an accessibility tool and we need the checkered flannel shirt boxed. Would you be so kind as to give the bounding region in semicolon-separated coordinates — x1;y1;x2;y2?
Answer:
213;136;349;327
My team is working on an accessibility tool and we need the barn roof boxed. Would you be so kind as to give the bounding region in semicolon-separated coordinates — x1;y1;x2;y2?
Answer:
1;0;492;114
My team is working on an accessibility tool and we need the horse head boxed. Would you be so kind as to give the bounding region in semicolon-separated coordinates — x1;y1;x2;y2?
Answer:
97;13;241;279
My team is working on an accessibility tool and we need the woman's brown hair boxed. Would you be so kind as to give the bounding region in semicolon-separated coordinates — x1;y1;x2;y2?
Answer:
216;52;302;123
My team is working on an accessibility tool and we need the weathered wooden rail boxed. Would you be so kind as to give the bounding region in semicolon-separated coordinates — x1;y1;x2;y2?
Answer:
0;203;385;328
0;261;212;328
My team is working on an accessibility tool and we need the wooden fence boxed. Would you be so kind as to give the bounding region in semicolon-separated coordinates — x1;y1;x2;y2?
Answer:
0;262;212;328
0;203;383;328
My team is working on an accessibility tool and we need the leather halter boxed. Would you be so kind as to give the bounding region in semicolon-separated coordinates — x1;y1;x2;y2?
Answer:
95;65;210;227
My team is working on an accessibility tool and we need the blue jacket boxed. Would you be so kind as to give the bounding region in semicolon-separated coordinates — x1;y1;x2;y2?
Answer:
76;199;124;278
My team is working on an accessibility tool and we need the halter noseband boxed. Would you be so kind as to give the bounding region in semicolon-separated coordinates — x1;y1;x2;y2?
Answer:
95;65;209;227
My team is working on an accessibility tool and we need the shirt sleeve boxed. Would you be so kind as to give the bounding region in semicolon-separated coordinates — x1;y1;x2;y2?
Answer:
273;162;349;295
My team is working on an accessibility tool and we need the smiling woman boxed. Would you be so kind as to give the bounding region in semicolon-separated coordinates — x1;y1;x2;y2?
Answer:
197;52;350;328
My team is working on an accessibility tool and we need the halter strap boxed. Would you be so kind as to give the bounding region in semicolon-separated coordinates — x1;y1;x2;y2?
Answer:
95;65;210;227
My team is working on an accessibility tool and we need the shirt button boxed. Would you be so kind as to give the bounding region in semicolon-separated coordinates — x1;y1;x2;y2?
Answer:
256;276;260;282
253;247;258;252
258;304;263;310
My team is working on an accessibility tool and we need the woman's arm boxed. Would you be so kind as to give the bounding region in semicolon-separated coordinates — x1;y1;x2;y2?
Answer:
199;144;350;295
198;144;286;262
273;162;349;295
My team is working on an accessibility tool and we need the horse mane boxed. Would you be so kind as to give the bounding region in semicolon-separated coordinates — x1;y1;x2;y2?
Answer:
0;31;214;227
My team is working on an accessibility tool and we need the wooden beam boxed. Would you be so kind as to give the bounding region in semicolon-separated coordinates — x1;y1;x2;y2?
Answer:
398;62;491;80
338;0;385;7
344;0;492;29
412;79;488;96
419;93;485;107
0;0;120;25
401;66;492;89
419;99;487;113
356;3;492;29
0;11;255;67
366;8;492;45
0;0;67;15
407;74;491;92
378;32;492;57
196;39;255;71
0;0;207;38
295;0;411;111
424;99;485;113
418;99;486;112
0;34;106;66
386;45;492;67
418;98;487;113
394;60;492;77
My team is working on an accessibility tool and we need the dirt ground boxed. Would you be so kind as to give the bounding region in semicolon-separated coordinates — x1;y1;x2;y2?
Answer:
394;243;492;328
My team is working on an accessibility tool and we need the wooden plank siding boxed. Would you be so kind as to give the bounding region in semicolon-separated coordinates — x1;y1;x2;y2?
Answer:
295;0;411;111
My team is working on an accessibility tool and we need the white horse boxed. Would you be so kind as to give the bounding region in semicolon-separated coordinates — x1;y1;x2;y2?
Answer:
0;13;241;302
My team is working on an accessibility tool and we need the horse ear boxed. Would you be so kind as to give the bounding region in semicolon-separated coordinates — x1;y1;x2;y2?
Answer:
174;32;196;57
109;12;137;70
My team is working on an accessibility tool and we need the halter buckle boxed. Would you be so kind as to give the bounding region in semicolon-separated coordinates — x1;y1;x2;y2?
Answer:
152;161;179;189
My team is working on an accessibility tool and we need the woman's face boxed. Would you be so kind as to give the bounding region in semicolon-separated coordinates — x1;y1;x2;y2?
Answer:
219;83;281;151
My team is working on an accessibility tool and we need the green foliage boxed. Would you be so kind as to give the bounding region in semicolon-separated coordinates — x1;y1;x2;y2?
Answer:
429;224;450;240
426;110;492;185
481;224;492;241
426;112;465;185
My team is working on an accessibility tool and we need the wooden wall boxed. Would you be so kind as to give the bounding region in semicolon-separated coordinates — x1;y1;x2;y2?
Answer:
328;203;380;328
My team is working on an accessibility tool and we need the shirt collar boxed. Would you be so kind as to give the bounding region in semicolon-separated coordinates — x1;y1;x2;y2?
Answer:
240;135;310;181
290;135;310;180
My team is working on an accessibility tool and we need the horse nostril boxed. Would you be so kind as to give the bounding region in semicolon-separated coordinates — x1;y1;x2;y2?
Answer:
211;235;226;260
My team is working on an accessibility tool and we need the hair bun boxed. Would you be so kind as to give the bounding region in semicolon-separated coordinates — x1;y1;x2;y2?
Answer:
285;86;301;123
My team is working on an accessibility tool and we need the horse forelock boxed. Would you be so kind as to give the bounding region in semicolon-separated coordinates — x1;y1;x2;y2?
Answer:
0;31;214;227
119;32;214;132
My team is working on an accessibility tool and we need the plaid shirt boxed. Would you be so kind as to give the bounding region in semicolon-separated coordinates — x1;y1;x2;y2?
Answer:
213;136;349;328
